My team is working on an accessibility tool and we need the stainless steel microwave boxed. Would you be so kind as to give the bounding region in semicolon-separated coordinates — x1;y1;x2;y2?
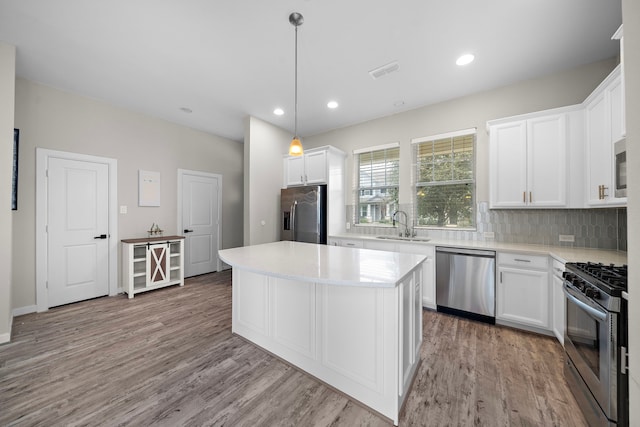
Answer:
615;139;627;198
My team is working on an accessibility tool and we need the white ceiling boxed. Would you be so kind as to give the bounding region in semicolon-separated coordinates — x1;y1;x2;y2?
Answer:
0;0;622;142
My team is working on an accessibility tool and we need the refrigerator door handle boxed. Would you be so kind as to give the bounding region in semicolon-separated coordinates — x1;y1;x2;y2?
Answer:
291;200;297;240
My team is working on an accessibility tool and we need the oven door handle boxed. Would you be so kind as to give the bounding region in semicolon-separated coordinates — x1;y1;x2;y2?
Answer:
564;288;608;321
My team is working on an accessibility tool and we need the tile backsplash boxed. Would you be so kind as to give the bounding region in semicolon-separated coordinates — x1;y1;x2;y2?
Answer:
346;202;627;251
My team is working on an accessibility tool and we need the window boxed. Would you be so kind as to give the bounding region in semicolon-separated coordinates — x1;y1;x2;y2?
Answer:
355;144;399;225
413;129;475;228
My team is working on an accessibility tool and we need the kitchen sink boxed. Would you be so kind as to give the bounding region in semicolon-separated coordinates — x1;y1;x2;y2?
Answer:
376;236;431;242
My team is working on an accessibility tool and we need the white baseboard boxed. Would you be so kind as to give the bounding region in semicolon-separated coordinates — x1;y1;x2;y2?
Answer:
0;332;10;344
13;305;37;317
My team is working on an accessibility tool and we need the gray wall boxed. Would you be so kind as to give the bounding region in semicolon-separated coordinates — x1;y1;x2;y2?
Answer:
303;59;616;210
0;42;16;342
243;116;290;246
12;78;244;311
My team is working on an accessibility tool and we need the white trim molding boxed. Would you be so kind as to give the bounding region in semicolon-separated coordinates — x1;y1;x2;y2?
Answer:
13;305;37;317
353;142;400;154
411;128;477;144
36;148;118;312
177;169;224;273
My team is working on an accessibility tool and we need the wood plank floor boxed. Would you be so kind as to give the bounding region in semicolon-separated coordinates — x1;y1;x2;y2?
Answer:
0;271;587;426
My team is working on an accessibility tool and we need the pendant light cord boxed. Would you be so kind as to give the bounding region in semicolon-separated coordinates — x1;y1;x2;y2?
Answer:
294;24;298;139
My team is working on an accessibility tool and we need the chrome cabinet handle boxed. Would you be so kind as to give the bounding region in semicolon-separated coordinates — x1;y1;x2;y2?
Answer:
514;258;531;263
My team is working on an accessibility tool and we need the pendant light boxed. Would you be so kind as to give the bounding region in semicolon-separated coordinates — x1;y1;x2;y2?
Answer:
288;12;304;156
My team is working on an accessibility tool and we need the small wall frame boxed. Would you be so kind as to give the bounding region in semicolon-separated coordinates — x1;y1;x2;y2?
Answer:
138;170;160;207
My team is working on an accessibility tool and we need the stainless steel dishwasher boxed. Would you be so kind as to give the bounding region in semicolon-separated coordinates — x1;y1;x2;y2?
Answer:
435;247;496;324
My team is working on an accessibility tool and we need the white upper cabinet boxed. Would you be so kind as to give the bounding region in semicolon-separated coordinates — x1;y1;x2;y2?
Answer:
488;108;576;208
303;150;327;184
284;146;340;187
584;65;626;207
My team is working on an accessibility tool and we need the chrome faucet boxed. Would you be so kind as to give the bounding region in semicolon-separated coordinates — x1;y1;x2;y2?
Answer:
392;210;414;237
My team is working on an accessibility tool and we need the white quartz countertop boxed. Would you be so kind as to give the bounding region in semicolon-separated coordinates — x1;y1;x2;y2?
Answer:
330;234;628;265
218;241;427;288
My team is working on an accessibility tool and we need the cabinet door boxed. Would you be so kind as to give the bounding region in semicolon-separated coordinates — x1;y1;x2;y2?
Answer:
497;266;549;329
304;150;327;184
147;243;170;286
552;274;565;345
422;258;435;309
527;115;566;207
585;91;612;205
608;73;625;142
286;156;305;186
489;121;527;207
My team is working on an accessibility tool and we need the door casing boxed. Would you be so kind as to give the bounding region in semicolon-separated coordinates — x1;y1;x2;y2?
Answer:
177;169;222;275
36;148;118;312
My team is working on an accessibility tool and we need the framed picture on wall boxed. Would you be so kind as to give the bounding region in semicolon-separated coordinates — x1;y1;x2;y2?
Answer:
11;129;19;210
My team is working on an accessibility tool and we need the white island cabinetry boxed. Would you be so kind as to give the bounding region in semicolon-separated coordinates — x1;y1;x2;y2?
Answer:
331;236;436;309
219;241;425;426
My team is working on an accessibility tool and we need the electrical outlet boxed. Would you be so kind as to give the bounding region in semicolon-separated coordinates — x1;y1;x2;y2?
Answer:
346;222;351;230
483;232;495;239
559;234;575;243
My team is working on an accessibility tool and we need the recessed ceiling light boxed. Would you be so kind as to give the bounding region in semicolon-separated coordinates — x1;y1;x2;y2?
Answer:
274;108;284;116
456;54;475;66
327;101;339;109
179;107;193;113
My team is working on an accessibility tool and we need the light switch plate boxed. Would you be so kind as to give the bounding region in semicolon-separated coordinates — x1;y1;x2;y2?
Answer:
119;205;127;214
559;234;575;242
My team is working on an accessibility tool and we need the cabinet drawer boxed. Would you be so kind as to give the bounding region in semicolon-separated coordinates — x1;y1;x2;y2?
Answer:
498;252;548;270
551;259;565;278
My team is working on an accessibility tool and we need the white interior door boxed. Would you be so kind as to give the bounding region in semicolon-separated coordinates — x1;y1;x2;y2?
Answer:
179;170;220;277
47;157;110;307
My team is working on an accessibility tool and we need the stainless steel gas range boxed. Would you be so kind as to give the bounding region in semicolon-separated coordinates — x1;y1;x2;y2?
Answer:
563;262;628;426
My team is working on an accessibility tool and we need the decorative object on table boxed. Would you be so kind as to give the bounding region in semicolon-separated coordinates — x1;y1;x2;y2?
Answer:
138;170;160;206
287;12;304;156
11;129;19;210
147;223;163;237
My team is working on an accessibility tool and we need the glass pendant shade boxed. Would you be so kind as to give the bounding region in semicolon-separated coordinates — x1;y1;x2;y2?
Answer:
289;137;303;156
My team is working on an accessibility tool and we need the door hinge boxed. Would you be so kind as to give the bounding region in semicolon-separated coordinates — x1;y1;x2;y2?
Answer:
45;281;48;289
45;169;48;178
45;225;48;233
621;346;629;375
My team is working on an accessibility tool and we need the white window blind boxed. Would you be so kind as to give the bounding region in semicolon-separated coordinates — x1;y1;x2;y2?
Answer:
356;146;399;225
413;131;476;228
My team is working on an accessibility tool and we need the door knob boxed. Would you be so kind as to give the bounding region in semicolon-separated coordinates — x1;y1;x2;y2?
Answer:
94;234;107;239
184;229;194;233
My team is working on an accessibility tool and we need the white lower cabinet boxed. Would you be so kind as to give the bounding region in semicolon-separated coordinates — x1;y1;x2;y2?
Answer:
496;252;550;331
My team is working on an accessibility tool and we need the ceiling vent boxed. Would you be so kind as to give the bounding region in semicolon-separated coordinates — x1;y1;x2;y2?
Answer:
369;61;400;80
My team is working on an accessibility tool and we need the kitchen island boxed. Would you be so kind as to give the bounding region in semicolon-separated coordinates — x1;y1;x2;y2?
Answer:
218;241;426;425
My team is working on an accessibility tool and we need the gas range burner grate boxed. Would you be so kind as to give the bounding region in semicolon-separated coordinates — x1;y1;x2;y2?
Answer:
572;262;627;292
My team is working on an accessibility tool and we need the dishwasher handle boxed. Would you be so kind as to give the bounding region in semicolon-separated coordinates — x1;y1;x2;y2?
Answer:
436;246;495;258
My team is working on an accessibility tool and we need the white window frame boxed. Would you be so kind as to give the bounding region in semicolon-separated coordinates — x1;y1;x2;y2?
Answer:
411;128;476;230
354;143;400;226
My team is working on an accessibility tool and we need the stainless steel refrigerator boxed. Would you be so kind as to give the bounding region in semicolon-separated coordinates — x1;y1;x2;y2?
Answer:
280;185;327;244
